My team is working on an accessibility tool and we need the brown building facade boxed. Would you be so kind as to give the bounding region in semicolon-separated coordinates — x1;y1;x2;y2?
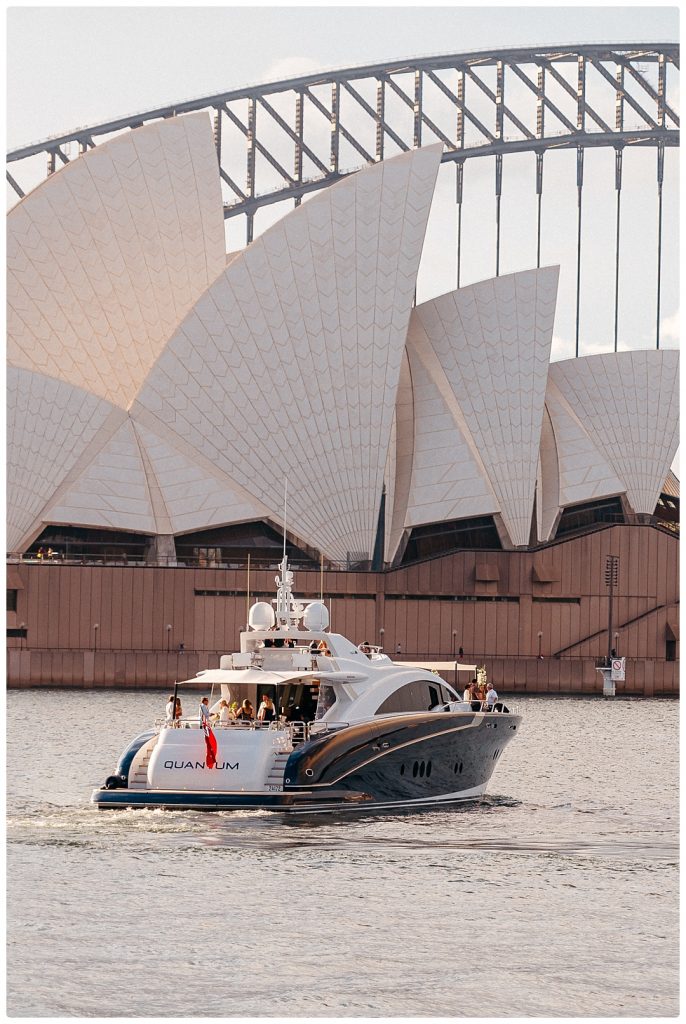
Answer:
6;523;679;696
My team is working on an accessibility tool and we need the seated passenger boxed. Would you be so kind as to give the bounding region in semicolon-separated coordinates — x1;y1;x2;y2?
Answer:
217;700;232;725
359;640;372;657
318;640;331;655
257;694;276;722
235;699;254;721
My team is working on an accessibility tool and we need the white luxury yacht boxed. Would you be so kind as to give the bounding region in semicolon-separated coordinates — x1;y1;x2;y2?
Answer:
92;556;520;813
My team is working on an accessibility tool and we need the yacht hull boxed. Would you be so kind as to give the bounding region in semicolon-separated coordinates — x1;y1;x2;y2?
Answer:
91;785;487;813
92;711;520;814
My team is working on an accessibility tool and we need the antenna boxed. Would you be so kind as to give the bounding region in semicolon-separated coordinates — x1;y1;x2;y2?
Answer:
282;477;288;560
320;552;324;603
246;552;251;630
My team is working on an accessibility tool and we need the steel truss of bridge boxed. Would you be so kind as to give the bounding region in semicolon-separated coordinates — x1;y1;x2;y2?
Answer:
6;43;680;350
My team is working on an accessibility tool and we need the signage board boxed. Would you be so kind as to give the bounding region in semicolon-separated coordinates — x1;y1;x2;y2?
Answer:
611;657;625;681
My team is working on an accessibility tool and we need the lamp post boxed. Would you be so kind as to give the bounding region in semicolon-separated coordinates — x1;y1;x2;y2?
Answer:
19;623;26;651
537;631;543;659
93;623;99;653
613;631;619;658
166;624;172;653
379;627;385;651
605;554;620;665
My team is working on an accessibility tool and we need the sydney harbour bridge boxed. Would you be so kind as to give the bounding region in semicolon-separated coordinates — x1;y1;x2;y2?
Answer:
7;43;679;354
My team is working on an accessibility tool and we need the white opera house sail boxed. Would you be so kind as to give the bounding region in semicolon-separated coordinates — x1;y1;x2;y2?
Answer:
6;113;680;566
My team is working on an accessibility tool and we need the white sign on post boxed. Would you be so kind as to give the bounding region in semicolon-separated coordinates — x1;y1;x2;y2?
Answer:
611;657;625;681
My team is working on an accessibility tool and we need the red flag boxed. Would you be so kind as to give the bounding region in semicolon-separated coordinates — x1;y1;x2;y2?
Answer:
202;721;218;769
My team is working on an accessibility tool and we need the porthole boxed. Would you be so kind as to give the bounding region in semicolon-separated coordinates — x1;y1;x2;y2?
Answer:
419;761;425;778
426;761;432;778
400;764;405;776
412;761;419;778
453;761;463;774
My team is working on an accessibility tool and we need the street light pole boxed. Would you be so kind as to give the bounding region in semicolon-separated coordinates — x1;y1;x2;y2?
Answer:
93;623;99;653
605;555;620;665
537;631;543;659
379;627;385;651
166;624;172;653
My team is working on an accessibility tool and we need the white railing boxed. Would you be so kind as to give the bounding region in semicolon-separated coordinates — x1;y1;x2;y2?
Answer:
156;717;287;731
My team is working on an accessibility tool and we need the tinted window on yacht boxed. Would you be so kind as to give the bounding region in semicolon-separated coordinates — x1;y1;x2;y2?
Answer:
315;683;336;719
376;681;438;715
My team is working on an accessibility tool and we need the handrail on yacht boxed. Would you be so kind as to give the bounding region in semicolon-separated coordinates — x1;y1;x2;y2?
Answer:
157;717;287;731
309;720;349;735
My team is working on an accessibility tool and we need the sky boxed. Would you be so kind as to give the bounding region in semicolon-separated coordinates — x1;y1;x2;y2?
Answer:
5;4;681;375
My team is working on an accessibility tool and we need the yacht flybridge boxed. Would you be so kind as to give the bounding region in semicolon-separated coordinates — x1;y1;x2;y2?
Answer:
92;557;520;813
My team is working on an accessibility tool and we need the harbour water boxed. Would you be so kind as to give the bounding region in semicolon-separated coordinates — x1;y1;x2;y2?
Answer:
6;690;679;1018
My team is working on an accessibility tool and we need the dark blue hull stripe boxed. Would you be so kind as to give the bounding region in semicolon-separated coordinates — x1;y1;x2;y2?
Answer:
91;786;485;814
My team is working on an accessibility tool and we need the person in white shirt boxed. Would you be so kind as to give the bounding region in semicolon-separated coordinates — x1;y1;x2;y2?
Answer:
462;683;472;702
165;695;175;726
485;683;498;710
217;700;231;725
257;694;276;722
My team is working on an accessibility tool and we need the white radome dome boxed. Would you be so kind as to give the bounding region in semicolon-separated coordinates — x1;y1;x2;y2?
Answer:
248;602;275;631
303;601;329;631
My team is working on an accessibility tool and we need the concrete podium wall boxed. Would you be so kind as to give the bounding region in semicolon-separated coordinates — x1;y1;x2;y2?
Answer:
6;524;679;695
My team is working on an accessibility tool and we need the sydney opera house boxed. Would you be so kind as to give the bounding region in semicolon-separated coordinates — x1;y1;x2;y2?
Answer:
6;113;679;693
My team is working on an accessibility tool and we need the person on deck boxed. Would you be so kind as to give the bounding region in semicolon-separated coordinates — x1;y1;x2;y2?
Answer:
165;695;175;725
174;697;183;725
485;683;498;711
199;697;211;725
257;694;276;722
235;699;254;721
217;700;232;725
